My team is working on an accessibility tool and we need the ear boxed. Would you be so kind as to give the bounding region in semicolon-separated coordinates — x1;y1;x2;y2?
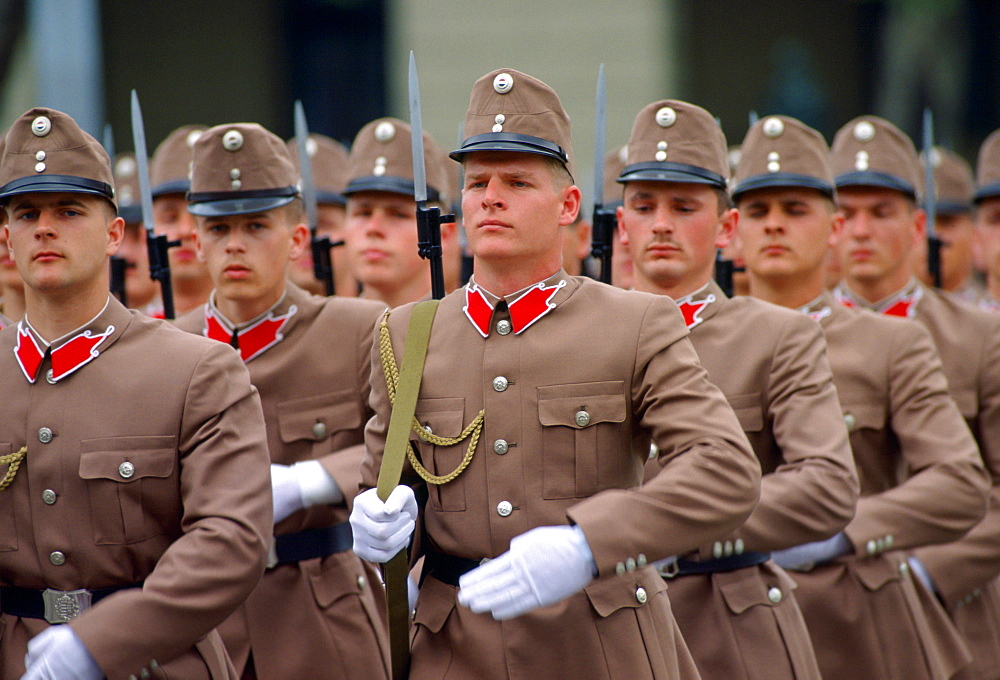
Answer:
828;210;845;249
289;222;310;261
558;185;582;227
913;208;927;246
714;208;738;248
574;218;592;260
191;227;206;262
105;216;125;257
616;205;630;246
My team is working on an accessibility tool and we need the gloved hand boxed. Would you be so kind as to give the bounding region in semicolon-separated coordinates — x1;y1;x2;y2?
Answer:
907;556;937;594
457;525;597;620
408;574;420;615
350;486;418;563
271;461;344;524
772;532;852;571
22;625;103;680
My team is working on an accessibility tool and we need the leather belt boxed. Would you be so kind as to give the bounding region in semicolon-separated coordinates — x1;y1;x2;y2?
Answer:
422;549;488;587
658;551;771;578
1;583;142;624
267;522;354;569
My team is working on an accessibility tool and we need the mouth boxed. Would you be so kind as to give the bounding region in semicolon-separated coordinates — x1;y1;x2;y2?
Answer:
33;251;63;263
646;243;680;257
761;244;788;256
173;248;197;263
477;220;512;231
361;249;389;262
849;249;874;261
223;264;251;279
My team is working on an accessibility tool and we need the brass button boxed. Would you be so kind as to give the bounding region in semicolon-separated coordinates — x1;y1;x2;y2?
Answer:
497;501;513;517
635;587;648;604
45;369;56;384
625;557;636;572
843;413;857;432
884;534;894;548
712;542;723;559
493;439;509;455
767;587;782;604
615;562;626;575
140;670;151;679
118;461;135;479
574;410;591;427
734;539;745;555
42;489;57;505
866;539;878;556
312;422;328;440
49;551;66;566
492;376;509;392
496;320;512;335
38;427;53;444
357;575;367;589
637;553;647;567
724;541;734;557
899;561;910;576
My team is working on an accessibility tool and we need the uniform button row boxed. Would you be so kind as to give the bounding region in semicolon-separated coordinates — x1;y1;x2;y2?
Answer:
865;534;894;556
615;554;648;575
712;539;745;559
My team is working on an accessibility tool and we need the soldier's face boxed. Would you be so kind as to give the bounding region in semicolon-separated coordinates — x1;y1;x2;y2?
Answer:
462;152;579;265
910;211;974;290
152;194;208;282
289;203;351;296
194;207;308;308
618;181;735;292
737;187;841;282
977;197;1000;284
345;191;427;295
3;192;123;295
836;187;924;287
115;222;157;309
0;230;23;293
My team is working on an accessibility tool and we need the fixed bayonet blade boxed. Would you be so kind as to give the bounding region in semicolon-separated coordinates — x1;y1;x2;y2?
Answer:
294;101;318;234
923;108;937;240
593;64;607;208
130;91;155;237
409;51;428;205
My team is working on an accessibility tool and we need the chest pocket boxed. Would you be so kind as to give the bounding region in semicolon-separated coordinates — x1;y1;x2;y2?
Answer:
277;390;364;458
538;381;627;499
79;436;178;545
414;398;468;511
0;443;17;551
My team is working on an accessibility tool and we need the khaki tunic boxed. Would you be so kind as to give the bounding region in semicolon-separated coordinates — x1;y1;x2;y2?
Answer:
176;283;390;680
0;298;272;680
792;293;988;680
659;282;856;680
360;272;762;680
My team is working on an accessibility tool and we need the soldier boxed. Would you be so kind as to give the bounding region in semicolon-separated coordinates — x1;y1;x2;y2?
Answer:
286;133;358;298
111;152;160;316
174;123;390;680
603;145;635;289
149;125;213;315
974;129;1000;313
910;146;983;302
350;68;762;679
342;117;457;307
830;115;1000;680
0;108;272;679
735;113;990;680
616;101;857;680
0;225;23;326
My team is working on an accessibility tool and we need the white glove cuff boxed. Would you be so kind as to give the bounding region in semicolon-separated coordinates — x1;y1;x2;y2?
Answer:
293;460;344;507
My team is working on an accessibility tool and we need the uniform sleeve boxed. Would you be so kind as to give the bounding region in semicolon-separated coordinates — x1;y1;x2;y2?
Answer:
725;313;858;552
72;342;272;676
844;321;988;556
566;296;762;577
914;317;1000;602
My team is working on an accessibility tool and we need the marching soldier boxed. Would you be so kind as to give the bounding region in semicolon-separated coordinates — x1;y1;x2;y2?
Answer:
0;108;272;679
735;113;990;680
974;130;1000;313
285;133;359;298
111;153;160;316
616;100;857;680
830;115;1000;680
174;123;390;679
149;125;213;315
350;68;762;679
342;118;457;307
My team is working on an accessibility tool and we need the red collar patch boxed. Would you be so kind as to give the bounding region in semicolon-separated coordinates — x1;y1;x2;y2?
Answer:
835;287;921;318
14;322;115;384
204;305;297;362
463;285;494;338
464;280;565;337
676;293;716;329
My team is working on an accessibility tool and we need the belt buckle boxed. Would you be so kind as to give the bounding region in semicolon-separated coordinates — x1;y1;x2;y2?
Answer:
42;588;92;624
656;557;679;579
266;539;279;570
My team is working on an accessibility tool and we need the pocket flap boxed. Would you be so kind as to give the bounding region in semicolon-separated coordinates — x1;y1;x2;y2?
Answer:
79;436;176;482
585;567;667;618
716;564;796;614
852;556;901;592
414;397;467;439
277;390;363;444
728;393;764;433
838;395;886;432
538;382;627;429
414;576;457;633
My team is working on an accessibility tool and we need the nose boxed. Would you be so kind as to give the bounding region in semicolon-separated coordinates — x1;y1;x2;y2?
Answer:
34;208;57;239
363;209;386;238
481;177;506;210
763;206;784;235
651;204;673;235
845;211;870;240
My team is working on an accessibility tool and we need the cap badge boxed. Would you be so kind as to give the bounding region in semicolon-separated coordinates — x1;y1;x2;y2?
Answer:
222;130;244;152
374;121;396;143
306;137;318;157
655;140;668;162
853;121;875;142
763;117;784;138
493;73;513;94
767;151;781;173
35;151;46;162
373;155;387;177
115;156;135;176
186;130;203;147
618;145;629;163
855;150;870;171
31;116;52;137
34;162;45;173
493;114;505;133
929;147;942;168
655;107;677;128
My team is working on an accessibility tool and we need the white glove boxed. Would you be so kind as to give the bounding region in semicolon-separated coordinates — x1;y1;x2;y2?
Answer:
408;574;420;615
907;556;937;594
772;532;851;571
271;461;344;524
349;486;418;563
22;625;103;680
457;525;597;620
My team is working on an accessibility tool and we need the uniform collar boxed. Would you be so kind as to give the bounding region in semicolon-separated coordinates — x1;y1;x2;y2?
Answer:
673;280;722;329
980;294;1000;314
795;291;835;324
14;296;124;384
834;278;923;319
204;288;298;362
463;271;568;338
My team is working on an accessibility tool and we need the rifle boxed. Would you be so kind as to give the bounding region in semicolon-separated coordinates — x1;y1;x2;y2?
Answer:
590;64;615;284
922;108;943;288
131;90;179;320
293;101;340;296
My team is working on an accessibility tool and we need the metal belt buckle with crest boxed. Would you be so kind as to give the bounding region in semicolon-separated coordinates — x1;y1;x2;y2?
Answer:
42;588;92;624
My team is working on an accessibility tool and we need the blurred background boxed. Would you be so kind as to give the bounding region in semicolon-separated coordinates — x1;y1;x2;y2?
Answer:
0;0;996;206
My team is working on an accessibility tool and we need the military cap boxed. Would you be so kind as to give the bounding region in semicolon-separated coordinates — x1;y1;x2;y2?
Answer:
0;107;115;206
603;145;628;209
450;69;574;177
342;117;449;205
113;153;142;224
924;146;974;214
617;100;728;190
830;116;921;199
150;125;207;198
286;133;349;206
731;115;834;201
974;128;1000;203
188;123;300;217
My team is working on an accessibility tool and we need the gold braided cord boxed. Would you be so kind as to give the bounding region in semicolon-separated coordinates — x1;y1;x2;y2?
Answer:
0;446;26;491
379;312;484;485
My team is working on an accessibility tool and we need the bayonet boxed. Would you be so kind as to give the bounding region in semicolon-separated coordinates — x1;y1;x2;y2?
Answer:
590;64;615;283
131;90;178;319
294;101;338;296
923;107;943;288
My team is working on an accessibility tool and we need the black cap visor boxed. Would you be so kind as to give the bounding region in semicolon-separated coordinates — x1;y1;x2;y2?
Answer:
449;132;568;165
0;175;115;205
835;171;915;199
187;186;298;217
731;173;834;202
342;175;440;203
617;162;726;190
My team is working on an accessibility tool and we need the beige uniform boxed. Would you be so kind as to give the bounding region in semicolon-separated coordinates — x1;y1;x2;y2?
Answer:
0;298;271;680
791;292;988;680
655;281;856;680
360;272;761;680
176;283;390;680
